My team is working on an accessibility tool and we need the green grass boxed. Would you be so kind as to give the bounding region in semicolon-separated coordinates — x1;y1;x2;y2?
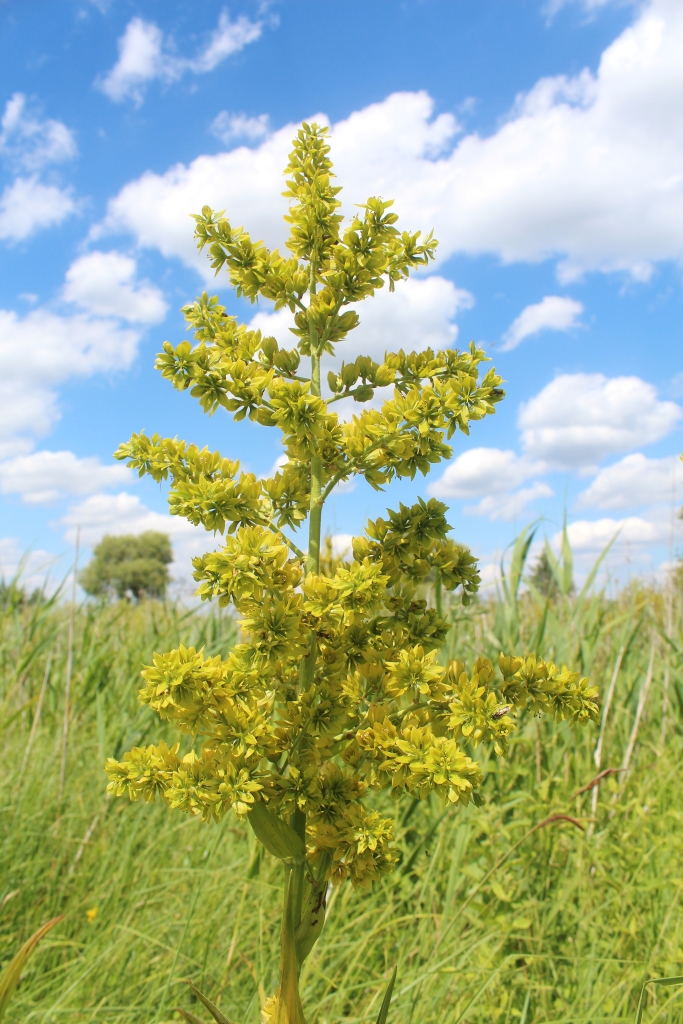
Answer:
1;569;682;1024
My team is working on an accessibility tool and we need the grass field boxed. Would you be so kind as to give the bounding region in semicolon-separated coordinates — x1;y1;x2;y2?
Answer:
1;549;682;1024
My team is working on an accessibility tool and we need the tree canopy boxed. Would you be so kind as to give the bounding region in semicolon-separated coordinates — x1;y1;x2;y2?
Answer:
80;532;172;601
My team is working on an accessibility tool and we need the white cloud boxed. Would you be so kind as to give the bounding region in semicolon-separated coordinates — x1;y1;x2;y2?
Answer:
98;12;263;105
0;537;60;590
465;482;554;521
99;1;683;281
562;514;670;552
0;450;130;505
519;373;681;470
62;491;197;545
0;307;139;447
96;119;300;272
63;250;167;323
501;295;583;351
429;447;545;499
0;251;167;450
429;448;551;522
250;276;473;369
210;111;270;146
0;93;76;172
98;18;165;103
191;11;263;73
61;492;214;589
0;176;76;241
330;534;353;559
577;452;683;509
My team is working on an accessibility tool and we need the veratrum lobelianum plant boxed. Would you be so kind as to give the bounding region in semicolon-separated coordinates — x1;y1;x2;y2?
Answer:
106;124;599;1024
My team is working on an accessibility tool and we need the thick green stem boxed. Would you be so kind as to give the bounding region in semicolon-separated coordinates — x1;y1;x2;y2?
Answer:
277;861;307;1024
277;276;326;1024
300;345;322;692
434;569;451;666
306;347;323;578
275;815;310;1023
435;568;443;620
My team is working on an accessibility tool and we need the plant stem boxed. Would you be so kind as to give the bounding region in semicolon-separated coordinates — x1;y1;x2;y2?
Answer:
277;856;307;1024
434;569;443;620
59;526;80;807
306;346;322;579
278;273;323;1024
21;650;52;775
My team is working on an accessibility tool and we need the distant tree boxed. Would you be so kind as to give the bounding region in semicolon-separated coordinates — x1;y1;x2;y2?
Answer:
80;532;172;601
528;550;560;599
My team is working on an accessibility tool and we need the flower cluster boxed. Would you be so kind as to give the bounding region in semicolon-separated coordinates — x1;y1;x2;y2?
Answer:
106;123;598;901
106;520;598;887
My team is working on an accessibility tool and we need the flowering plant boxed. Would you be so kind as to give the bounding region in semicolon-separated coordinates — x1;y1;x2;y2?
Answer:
106;124;598;1024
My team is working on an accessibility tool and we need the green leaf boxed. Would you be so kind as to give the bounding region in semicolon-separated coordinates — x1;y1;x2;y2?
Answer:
635;976;683;1024
186;981;233;1024
560;512;573;596
375;966;397;1024
248;801;305;861
0;916;63;1021
574;529;619;611
543;538;564;596
491;881;511;902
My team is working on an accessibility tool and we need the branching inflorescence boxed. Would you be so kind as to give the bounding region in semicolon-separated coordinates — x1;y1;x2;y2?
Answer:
105;124;598;1024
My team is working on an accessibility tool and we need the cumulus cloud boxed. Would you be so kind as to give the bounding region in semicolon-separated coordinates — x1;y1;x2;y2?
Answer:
429;447;544;499
501;295;583;351
330;534;354;559
0;176;76;241
577;452;683;509
250;276;473;368
519;373;681;470
0;250;167;449
63;250;167;323
0;93;76;172
191;11;263;73
0;307;139;448
465;482;554;521
429;448;552;522
0;537;60;590
61;492;213;589
210;111;270;146
98;11;263;104
96;119;300;271
99;2;683;281
61;491;196;545
98;18;165;103
562;514;673;552
0;450;130;505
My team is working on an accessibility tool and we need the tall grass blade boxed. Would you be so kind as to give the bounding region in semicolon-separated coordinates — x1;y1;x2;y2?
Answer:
59;526;80;805
634;976;683;1024
617;642;656;797
560;512;573;596
374;966;397;1024
0;915;63;1020
574;530;619;609
508;523;537;605
543;538;564;596
21;649;52;774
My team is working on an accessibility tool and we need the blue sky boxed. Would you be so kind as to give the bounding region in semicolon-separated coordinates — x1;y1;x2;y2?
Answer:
0;0;682;592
